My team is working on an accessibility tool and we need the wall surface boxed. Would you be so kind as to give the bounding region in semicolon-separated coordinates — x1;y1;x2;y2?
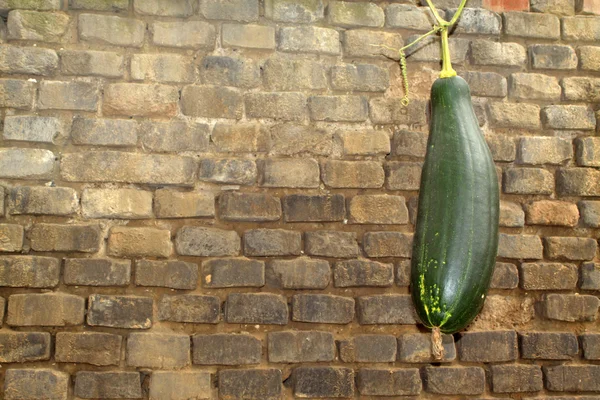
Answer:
0;0;599;398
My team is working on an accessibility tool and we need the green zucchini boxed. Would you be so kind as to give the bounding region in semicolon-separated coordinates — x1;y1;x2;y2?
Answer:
410;75;499;334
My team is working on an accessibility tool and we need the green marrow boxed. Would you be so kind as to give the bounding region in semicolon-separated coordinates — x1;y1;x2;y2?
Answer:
410;75;499;334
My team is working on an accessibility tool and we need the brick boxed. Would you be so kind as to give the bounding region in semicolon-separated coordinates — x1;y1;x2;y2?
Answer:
226;293;288;325
78;14;144;47
580;45;600;70
71;117;137;147
543;293;599;321
525;200;578;226
279;26;340;54
557;168;600;196
75;372;142;399
0;255;59;287
396;260;411;286
386;4;432;30
0;0;60;9
260;158;319;188
219;369;281;400
404;35;469;64
462;71;507;97
131;54;194;83
155;189;215;218
3;115;63;144
581;333;600;359
498;233;543;259
244;229;302;257
489;102;540;129
134;0;193;16
203;258;264;288
4;369;68;400
219;192;281;222
7;10;69;42
471;40;526;67
504;11;560;38
363;231;413;258
199;158;257;185
393;130;428;157
245;92;306;121
201;0;258;21
200;56;260;89
150;372;211;400
544;365;600;392
531;0;575;14
386;162;423;191
266;258;330;289
370;98;428;125
29;223;101;253
334;260;393;287
503;168;553;195
64;258;130;286
7;293;84;326
518;137;572;165
55;332;121;366
424;367;485;395
323;160;384;188
357;295;416;324
562;16;600;41
144;121;211;153
268;331;334;363
269;123;330;155
578;0;600;14
158;294;220;324
545;237;597;261
500;201;524;227
193;334;260;365
519;332;578;360
294;367;354;398
104;83;178;117
264;58;326;90
447;7;502;34
283;194;345;222
176;226;240;257
151;21;215;49
61;151;195;185
348;195;408;224
0;148;54;179
87;294;153;329
0;331;50;362
135;260;198;290
329;1;383;27
0;224;23;252
332;64;389;92
265;0;324;22
60;49;123;78
581;262;600;290
181;85;243;119
337;130;390;156
398;332;456;362
491;364;543;393
0;79;35;108
483;0;529;11
344;29;403;59
357;368;421;396
82;188;152;219
305;230;359;258
339;334;396;362
293;294;354;324
0;187;4;216
38;80;98;111
108;227;172;258
577;137;600;167
509;73;561;101
562;77;600;102
0;45;57;75
542;105;596;130
458;331;518;362
530;44;578;69
127;333;190;369
69;0;128;10
521;262;578;290
222;23;275;49
580;200;600;227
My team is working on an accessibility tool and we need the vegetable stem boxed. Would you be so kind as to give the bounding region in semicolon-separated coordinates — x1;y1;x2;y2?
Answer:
439;28;456;78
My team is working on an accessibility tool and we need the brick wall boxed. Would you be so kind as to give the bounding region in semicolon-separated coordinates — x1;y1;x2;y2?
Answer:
0;0;599;398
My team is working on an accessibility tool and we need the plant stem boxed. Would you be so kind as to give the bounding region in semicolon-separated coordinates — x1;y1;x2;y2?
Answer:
401;27;439;52
448;0;469;25
424;0;447;25
439;28;456;78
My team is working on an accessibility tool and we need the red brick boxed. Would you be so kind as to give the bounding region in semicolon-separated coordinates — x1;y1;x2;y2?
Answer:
484;0;529;11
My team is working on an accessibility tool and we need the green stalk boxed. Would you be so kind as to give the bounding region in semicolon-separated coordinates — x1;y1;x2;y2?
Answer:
439;28;456;78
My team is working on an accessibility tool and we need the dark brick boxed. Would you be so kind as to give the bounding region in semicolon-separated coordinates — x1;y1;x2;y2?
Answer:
458;330;518;362
282;194;345;222
498;233;544;259
581;333;600;360
87;294;153;329
219;192;281;222
462;71;507;97
339;334;397;362
357;295;416;324
8;186;78;216
0;332;50;362
176;226;241;257
520;332;578;360
244;229;301;257
64;258;131;287
530;44;578;70
135;260;198;290
0;256;59;288
305;231;359;258
158;294;220;324
193;334;261;365
29;223;101;253
270;124;332;155
524;261;579;291
7;293;84;327
334;260;393;287
268;331;335;363
149;371;211;400
545;237;598;261
292;294;354;324
199;56;260;89
55;332;121;366
487;136;517;162
392;130;427;157
424;366;485;395
294;367;354;398
543;293;599;322
397;333;456;363
198;158;257;185
504;167;554;195
491;262;519;289
0;79;35;109
75;371;142;399
491;364;543;393
266;258;330;289
226;293;288;325
544;365;600;392
126;333;190;369
581;262;600;290
4;369;68;400
396;260;411;287
357;368;421;396
219;369;281;400
363;231;413;258
202;258;264;288
385;162;422;191
557;168;600;196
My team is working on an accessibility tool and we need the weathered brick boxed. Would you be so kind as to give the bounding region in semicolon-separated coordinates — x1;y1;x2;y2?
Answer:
176;226;240;257
87;294;153;329
265;0;324;22
526;200;578;227
530;44;578;69
0;148;54;179
4;369;68;400
75;372;142;399
244;229;302;257
181;85;243;119
0;0;60;10
38;80;98;111
245;92;306;121
557;168;600;196
293;294;354;324
29;223;100;253
336;130;390;156
294;367;354;398
504;11;560;39
509;73;561;101
127;333;190;369
3;115;63;144
499;201;524;227
386;4;432;30
577;0;600;14
503;168;554;195
404;35;469;64
108;227;172;258
580;201;600;229
61;49;123;78
542;104;596;130
357;295;416;324
154;189;215;219
357;368;421;396
545;236;597;261
581;262;600;291
471;40;527;67
323;160;384;189
226;293;288;325
344;29;403;59
562;16;600;41
518;137;572;165
151;21;215;49
55;332;121;366
143;121;211;153
150;372;211;400
133;0;193;16
393;130;428;157
489;102;540;129
69;0;127;10
363;231;413;258
268;331;335;363
260;158;319;188
328;1;384;27
581;333;600;359
562;76;600;102
279;26;339;54
104;83;179;117
0;79;35;108
82;188;152;219
199;158;257;185
7;10;69;42
520;332;578;360
201;0;258;21
203;258;264;288
447;7;502;34
531;0;575;15
339;334;396;362
497;233;543;259
385;162;423;191
62;151;195;185
0;331;50;362
370;98;427;125
396;260;411;287
543;293;599;321
263;58;326;90
219;369;281;400
348;195;408;224
222;23;275;49
462;71;507;97
0;224;23;252
521;262;578;290
424;366;485;395
219;192;281;222
305;230;359;258
71;117;137;147
193;334;260;365
0;45;58;75
334;260;393;287
7;293;84;326
398;333;456;363
458;330;518;362
283;194;345;222
577;137;600;167
491;364;543;393
544;365;600;392
0;255;58;287
579;45;600;70
158;294;220;324
78;14;145;47
64;258;130;287
266;258;330;289
331;64;389;92
200;56;260;89
131;54;194;83
135;260;198;290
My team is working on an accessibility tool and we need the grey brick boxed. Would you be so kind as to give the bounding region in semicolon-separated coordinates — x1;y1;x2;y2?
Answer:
82;188;152;219
200;56;260;89
151;21;215;49
260;158;319;188
176;226;240;257
580;200;600;226
557;168;600;196
509;72;561;101
268;331;334;363
142;121;210;153
4;369;68;400
103;83;179;118
8;186;77;216
266;258;330;289
279;26;340;54
521;262;578;290
386;4;432;30
503;168;554;195
458;330;518;362
562;16;600;41
398;333;456;362
219;369;281;400
363;231;413;258
181;85;243;119
357;368;421;396
126;333;190;369
219;192;281;222
293;294;354;324
131;54;194;83
202;258;264;288
580;262;600;290
198;158;257;185
344;29;403;59
3;115;63;144
462;71;507;97
531;0;575;15
64;258;131;287
357;294;416;324
294;367;354;398
334;260;393;287
29;223;101;253
577;137;600;167
544;365;600;392
504;11;560;38
519;332;578;360
339;334;397;362
265;0;324;22
71;117;137;147
305;230;359;258
542;104;596;130
487;135;516;162
0;255;58;287
530;44;578;69
545;236;597;261
497;233;543;259
424;366;485;395
491;262;519;289
0;148;54;180
0;331;51;362
543;293;599;321
471;40;526;67
447;7;501;34
8;293;84;327
133;0;194;16
581;333;600;360
370;98;427;125
331;63;389;92
75;372;142;399
283;194;345;222
222;23;275;49
395;260;411;287
322;160;384;189
0;79;35;109
245;92;306;121
38;80;98;111
154;189;215;219
226;293;288;325
562;76;600;102
263;57;327;90
201;0;258;21
270;124;332;155
135;260;198;290
518;137;572;165
158;294;220;324
328;1;384;27
87;294;153;329
393;130;428;157
58;333;121;368
193;334;260;365
0;45;58;75
150;372;211;400
78;14;145;47
7;10;69;42
244;228;302;256
491;364;543;393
